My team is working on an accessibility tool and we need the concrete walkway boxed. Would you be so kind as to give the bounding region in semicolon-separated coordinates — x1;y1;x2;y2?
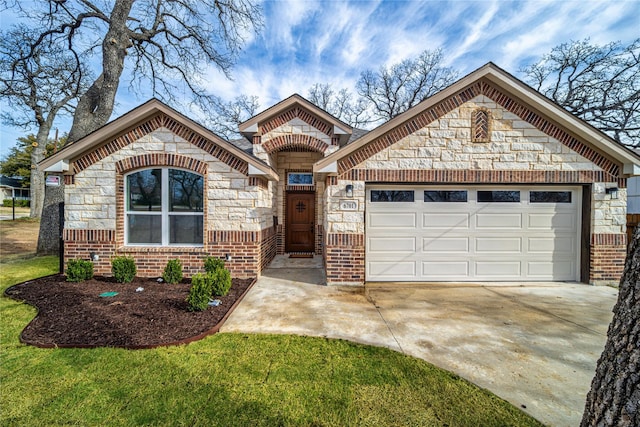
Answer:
221;255;618;427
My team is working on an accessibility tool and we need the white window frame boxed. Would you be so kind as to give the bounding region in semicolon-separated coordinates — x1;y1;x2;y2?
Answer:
125;168;204;247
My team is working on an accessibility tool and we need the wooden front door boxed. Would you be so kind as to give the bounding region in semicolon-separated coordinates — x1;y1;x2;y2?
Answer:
286;192;315;252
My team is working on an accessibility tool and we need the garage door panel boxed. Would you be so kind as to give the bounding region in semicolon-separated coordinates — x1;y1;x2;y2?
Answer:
476;261;522;277
476;213;522;229
528;213;575;230
368;237;416;253
422;261;469;277
527;261;575;279
528;237;575;254
476;237;522;253
368;261;416;278
369;212;417;228
422;213;470;228
422;237;469;253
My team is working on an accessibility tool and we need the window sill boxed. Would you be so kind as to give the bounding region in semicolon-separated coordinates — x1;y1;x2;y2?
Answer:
118;246;205;254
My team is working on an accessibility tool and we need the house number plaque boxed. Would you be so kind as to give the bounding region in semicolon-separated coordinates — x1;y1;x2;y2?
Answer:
339;200;358;211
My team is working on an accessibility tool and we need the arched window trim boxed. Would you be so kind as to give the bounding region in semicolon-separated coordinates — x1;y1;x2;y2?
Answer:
125;167;204;247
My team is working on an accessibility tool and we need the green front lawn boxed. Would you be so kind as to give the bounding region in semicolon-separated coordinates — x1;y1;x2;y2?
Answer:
1;257;543;426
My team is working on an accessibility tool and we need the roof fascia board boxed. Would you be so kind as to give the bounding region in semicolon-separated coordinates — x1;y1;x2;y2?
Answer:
314;161;337;174
42;160;69;173
248;164;279;181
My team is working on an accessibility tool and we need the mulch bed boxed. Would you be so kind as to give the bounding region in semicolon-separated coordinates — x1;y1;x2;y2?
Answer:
4;275;254;349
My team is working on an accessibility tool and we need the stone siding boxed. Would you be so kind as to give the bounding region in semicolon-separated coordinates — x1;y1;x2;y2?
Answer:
262;117;332;146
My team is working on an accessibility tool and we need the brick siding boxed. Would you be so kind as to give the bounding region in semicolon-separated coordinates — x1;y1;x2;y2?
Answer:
590;233;627;284
63;226;277;279
324;233;365;284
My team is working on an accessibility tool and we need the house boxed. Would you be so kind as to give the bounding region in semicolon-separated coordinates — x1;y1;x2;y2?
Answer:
627;150;640;214
39;63;640;286
0;176;30;201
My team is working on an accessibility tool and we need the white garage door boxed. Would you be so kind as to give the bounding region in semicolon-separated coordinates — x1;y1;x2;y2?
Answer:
366;186;580;282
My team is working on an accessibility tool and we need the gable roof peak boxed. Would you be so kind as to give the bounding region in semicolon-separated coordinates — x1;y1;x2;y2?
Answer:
239;92;353;144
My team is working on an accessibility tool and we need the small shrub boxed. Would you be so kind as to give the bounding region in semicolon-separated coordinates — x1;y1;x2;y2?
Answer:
111;256;137;283
186;273;212;312
163;259;183;284
211;268;232;297
66;259;94;282
204;256;225;274
3;199;29;207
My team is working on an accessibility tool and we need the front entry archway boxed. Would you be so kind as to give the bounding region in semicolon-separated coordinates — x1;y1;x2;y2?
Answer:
286;192;315;253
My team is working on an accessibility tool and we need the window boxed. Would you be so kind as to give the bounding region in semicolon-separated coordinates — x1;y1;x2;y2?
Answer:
477;190;520;203
530;191;572;203
126;168;203;245
424;190;468;202
370;190;414;202
287;172;313;185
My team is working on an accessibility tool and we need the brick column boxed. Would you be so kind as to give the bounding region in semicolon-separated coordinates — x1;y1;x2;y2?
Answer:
325;233;365;285
590;234;627;285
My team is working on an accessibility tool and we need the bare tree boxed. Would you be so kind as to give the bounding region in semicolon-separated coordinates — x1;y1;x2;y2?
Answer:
356;48;458;122
521;38;640;148
199;94;260;140
307;83;372;128
582;226;640;426
0;25;88;218
5;0;263;143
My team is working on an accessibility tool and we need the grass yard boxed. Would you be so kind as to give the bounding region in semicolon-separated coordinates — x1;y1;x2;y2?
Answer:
1;253;543;425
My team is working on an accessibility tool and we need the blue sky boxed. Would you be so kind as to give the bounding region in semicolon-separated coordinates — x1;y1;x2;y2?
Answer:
1;0;638;158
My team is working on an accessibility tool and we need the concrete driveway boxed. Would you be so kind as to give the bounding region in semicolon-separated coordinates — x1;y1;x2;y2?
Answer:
221;256;618;427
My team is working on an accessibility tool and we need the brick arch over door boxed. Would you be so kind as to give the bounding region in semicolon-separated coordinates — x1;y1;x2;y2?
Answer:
114;153;208;247
262;134;329;154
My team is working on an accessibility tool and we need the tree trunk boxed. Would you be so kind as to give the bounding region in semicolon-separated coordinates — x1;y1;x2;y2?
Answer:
36;182;64;255
67;0;134;143
29;126;50;218
581;226;640;426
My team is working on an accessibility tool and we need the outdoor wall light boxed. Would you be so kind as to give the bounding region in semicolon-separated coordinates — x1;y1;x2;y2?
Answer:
345;184;354;198
89;252;99;261
605;187;619;199
225;254;232;262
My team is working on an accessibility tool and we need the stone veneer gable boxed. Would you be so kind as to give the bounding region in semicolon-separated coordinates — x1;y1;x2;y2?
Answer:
73;112;249;176
338;80;620;179
260;106;333;136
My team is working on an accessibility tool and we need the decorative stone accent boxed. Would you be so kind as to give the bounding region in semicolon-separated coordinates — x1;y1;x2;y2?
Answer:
472;108;491;142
